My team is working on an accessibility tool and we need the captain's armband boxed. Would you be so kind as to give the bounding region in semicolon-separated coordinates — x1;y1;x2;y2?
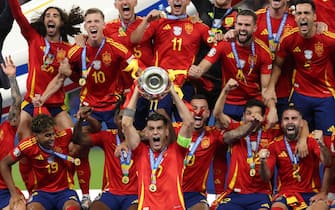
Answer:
177;134;192;148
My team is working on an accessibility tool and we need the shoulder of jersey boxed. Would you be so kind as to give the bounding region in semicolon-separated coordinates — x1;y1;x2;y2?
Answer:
255;8;267;15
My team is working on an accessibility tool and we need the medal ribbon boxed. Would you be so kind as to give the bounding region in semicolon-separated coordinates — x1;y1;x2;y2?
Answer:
210;8;233;30
231;41;255;84
284;136;299;173
116;134;132;176
185;130;205;165
246;129;262;170
42;38;51;67
120;15;136;32
149;147;166;185
81;38;106;79
38;143;78;165
266;9;288;53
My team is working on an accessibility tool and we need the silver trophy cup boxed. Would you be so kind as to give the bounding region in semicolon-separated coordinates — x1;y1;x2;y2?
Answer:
138;66;170;100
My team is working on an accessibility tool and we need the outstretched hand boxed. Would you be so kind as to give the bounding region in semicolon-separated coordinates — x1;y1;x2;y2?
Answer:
0;55;16;77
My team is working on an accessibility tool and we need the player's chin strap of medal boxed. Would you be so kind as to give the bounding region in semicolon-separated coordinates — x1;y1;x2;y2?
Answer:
149;146;167;192
80;38;106;86
184;108;206;166
116;134;132;184
284;136;301;182
38;143;81;166
246;129;262;177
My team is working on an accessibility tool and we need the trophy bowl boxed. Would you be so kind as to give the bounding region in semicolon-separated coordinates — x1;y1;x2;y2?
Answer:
138;66;170;100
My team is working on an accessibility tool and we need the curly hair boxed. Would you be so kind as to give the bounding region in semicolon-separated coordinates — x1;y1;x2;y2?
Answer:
30;6;84;42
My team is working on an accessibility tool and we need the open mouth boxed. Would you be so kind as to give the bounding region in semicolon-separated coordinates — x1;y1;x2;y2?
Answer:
286;124;296;133
153;137;160;142
173;2;182;9
194;116;203;121
47;22;56;29
122;5;130;12
90;28;98;35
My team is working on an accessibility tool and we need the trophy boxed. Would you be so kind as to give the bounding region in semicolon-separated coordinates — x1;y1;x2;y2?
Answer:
138;66;171;100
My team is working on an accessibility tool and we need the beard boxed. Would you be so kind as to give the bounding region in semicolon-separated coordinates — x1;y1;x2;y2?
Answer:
284;127;300;141
237;33;253;45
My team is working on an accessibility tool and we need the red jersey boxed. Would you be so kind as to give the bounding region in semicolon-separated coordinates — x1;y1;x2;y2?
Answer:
205;39;272;105
315;0;335;32
141;17;211;86
267;136;323;193
104;17;153;90
0;121;17;189
133;141;188;210
323;135;335;192
255;8;296;98
10;129;74;192
104;17;154;67
226;125;280;194
9;0;70;106
277;29;335;98
89;129;137;195
183;126;225;193
68;38;135;111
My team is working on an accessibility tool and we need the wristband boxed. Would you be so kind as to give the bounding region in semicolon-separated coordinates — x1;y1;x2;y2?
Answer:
177;134;192;148
123;108;136;118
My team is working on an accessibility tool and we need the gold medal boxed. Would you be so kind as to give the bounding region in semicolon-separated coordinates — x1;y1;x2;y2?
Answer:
122;176;129;184
74;158;81;166
79;78;86;86
249;168;256;177
149;184;157;192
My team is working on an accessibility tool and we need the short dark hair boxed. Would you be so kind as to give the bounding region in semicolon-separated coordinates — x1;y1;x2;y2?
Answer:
282;103;303;119
294;0;316;13
84;8;105;20
31;114;56;134
244;99;266;116
237;9;257;24
146;112;168;126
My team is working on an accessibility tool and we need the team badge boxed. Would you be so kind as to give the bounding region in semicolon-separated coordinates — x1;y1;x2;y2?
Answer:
13;147;21;157
102;51;112;65
173;26;182;36
56;48;66;62
201;138;210;149
314;42;324;57
225;17;234;27
92;60;101;70
185;23;193;34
